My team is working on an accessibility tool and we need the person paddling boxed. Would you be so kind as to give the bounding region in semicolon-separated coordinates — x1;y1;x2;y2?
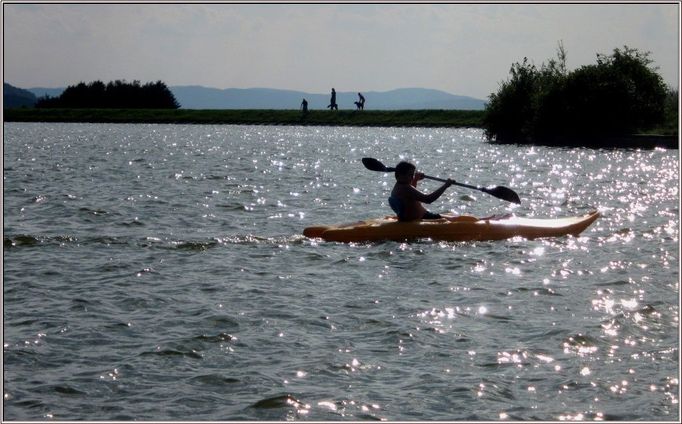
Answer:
388;161;455;221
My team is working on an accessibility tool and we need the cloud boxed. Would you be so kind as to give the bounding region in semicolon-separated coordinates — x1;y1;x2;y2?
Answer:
3;3;678;98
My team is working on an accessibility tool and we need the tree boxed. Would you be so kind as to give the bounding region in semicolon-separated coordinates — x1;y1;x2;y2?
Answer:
35;79;180;109
483;44;668;143
483;57;538;142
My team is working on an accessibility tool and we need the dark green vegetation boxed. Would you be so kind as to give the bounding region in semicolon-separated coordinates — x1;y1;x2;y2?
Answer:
659;88;679;136
35;80;179;109
483;44;678;146
3;108;484;128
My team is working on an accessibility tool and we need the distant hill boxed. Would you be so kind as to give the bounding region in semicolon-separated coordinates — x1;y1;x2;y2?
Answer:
4;83;38;108
23;85;486;110
26;87;67;99
170;86;311;110
170;86;486;110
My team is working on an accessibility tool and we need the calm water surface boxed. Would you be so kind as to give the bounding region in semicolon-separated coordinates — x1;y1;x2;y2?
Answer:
3;123;679;420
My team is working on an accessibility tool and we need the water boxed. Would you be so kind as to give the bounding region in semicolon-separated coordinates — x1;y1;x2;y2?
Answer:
3;122;679;421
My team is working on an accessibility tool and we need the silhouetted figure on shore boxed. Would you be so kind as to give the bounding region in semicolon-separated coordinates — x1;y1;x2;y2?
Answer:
300;98;308;113
358;92;365;110
327;88;338;110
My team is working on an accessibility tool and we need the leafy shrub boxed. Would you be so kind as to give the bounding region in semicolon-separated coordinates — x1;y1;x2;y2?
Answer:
483;44;669;142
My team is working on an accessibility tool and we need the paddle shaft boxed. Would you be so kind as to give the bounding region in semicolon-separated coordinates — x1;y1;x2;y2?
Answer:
424;175;480;192
364;157;521;204
381;165;479;190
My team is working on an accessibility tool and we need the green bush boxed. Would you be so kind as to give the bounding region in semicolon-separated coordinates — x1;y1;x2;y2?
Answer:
483;44;670;142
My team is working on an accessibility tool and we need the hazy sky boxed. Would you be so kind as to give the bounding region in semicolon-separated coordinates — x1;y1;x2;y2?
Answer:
3;2;680;99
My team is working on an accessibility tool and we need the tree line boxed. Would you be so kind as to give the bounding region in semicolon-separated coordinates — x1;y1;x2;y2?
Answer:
36;80;180;109
483;44;677;143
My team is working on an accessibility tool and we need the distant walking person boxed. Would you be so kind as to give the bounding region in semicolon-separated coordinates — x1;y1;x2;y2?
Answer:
327;88;338;110
358;92;365;110
300;98;308;113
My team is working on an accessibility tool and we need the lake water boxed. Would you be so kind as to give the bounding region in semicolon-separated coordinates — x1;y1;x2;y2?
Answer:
3;123;679;421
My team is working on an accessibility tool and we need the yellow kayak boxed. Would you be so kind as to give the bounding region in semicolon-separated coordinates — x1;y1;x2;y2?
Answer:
303;211;600;243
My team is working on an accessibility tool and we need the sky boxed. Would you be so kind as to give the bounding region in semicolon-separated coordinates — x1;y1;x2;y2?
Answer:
2;1;680;100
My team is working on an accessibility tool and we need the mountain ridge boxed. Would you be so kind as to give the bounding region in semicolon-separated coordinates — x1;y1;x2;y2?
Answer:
9;84;486;110
3;83;38;108
169;86;486;110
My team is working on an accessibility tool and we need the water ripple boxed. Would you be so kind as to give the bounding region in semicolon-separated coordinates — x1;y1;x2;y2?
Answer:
3;123;678;421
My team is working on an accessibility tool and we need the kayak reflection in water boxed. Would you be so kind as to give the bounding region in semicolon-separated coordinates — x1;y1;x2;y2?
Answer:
388;161;456;221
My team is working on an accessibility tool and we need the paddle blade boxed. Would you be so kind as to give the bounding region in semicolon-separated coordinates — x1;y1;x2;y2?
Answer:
361;157;392;172
481;186;521;204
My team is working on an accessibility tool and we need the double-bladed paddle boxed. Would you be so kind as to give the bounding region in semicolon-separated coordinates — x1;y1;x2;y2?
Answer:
361;157;521;204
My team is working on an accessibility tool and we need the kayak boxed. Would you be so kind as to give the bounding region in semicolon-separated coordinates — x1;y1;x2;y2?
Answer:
303;211;600;243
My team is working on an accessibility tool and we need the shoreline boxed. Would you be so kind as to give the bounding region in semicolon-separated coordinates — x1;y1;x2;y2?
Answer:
3;108;485;128
491;134;679;150
4;108;678;149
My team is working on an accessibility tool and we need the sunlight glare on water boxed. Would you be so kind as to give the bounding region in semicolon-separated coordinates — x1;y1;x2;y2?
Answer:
2;123;679;421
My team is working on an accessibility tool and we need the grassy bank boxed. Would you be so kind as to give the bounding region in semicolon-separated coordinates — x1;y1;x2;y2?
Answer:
3;108;485;128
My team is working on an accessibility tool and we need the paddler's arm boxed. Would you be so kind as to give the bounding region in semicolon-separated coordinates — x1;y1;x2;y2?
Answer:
409;179;455;204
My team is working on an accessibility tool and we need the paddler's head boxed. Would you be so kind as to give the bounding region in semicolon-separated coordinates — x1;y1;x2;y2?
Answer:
395;161;416;184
